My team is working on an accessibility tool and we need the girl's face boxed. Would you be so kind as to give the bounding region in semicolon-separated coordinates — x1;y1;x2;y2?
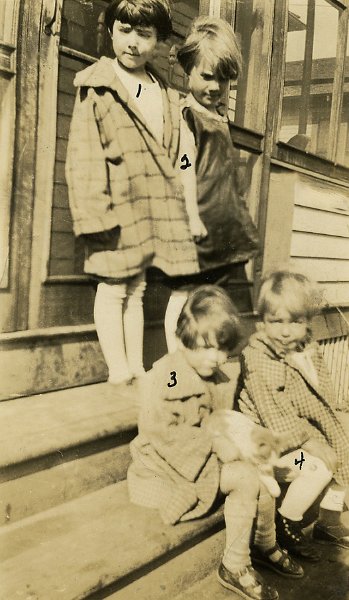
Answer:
112;20;158;71
188;57;228;112
263;307;309;353
181;337;228;378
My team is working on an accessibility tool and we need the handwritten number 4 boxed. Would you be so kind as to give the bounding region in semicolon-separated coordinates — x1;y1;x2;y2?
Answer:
167;371;177;387
295;451;305;470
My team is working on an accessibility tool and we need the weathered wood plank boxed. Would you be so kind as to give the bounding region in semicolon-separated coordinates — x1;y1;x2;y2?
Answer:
293;205;349;237
291;257;349;281
290;232;349;258
51;207;73;233
320;282;349;306
294;177;349;215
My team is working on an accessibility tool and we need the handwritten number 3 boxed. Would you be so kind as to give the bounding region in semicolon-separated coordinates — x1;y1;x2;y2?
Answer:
167;371;177;387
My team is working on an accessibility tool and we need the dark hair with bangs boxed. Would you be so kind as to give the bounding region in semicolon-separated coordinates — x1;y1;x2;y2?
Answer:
258;269;321;320
176;285;242;354
105;0;172;41
177;16;242;80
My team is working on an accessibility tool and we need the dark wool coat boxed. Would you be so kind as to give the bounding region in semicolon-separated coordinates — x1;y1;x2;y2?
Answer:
127;350;236;525
237;331;349;486
65;57;199;279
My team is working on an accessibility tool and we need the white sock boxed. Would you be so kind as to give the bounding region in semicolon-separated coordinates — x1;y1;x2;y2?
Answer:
164;290;189;353
123;274;146;378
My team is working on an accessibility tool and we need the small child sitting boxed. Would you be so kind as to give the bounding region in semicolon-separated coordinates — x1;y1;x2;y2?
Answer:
128;285;302;600
202;409;284;499
238;269;349;561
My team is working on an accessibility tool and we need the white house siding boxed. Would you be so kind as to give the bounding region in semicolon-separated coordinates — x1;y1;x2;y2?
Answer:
290;175;349;308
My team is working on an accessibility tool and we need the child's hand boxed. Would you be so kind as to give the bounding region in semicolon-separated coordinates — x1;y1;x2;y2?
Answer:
189;216;207;241
303;438;337;472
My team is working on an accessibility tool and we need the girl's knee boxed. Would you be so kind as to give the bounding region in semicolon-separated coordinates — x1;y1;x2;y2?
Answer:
306;455;333;486
220;461;260;497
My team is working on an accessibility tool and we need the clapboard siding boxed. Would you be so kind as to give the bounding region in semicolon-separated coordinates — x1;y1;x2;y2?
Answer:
293;206;349;238
291;258;349;282
317;283;349;306
291;232;349;259
289;174;349;308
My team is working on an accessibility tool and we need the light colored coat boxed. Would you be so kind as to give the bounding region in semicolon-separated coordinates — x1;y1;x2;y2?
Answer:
238;331;349;486
127;350;236;525
65;57;199;279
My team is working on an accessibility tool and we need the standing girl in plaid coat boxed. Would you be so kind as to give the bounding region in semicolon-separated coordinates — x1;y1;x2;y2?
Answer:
128;286;303;600
66;0;198;385
238;270;349;560
163;17;259;352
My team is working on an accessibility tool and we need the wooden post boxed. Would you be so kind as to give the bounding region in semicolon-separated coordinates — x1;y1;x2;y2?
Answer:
299;0;315;134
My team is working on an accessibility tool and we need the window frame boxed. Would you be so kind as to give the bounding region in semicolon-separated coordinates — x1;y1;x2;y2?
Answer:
0;0;20;289
272;0;349;182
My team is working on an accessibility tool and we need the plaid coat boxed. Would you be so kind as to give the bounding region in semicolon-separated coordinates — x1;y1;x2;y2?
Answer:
127;350;236;525
65;57;199;279
237;331;349;486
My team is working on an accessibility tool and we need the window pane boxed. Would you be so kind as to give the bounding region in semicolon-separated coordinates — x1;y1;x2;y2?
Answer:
60;0;114;58
279;0;339;158
229;0;274;132
336;34;349;167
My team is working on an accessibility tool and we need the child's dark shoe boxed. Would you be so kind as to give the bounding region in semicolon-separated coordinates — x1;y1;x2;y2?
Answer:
275;512;321;561
251;544;304;578
217;563;279;600
313;522;349;549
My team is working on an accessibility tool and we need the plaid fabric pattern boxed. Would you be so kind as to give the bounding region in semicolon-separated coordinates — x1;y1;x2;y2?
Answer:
65;57;199;279
237;332;349;486
127;350;235;525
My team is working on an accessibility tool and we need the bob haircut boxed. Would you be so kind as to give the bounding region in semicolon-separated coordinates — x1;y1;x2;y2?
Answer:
176;285;242;354
177;16;242;81
257;270;321;321
105;0;172;41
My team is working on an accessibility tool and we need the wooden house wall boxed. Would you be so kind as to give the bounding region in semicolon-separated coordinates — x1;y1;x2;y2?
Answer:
290;175;349;307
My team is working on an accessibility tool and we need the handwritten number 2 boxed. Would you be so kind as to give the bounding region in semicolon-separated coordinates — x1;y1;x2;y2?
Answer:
167;371;177;387
180;154;192;170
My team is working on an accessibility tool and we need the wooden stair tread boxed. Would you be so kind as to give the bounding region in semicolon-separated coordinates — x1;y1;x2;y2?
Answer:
0;383;138;470
0;480;224;600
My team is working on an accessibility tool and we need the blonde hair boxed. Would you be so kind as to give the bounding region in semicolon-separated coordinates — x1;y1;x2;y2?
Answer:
257;270;321;320
177;16;242;81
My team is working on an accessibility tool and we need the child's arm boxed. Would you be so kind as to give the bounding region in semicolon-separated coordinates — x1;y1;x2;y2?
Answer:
65;89;119;236
239;350;313;453
179;115;207;239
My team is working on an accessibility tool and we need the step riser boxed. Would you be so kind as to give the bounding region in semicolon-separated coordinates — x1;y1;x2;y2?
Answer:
0;444;132;526
103;529;225;600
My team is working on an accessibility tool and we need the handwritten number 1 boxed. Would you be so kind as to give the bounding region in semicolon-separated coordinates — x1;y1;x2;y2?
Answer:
167;371;177;387
136;84;142;98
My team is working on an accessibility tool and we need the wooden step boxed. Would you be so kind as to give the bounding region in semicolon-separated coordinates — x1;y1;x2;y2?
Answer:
0;383;138;525
0;479;225;600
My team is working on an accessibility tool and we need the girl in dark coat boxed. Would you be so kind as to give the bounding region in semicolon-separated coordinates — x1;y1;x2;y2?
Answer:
164;17;259;351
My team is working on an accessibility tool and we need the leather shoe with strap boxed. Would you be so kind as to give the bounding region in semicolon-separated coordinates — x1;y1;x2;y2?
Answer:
217;563;279;600
251;544;304;578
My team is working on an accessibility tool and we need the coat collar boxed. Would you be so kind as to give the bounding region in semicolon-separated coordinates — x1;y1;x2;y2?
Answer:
161;350;229;401
74;57;176;156
249;330;325;396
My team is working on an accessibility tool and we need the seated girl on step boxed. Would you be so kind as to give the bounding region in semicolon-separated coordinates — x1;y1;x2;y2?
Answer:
128;286;303;600
238;269;349;561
